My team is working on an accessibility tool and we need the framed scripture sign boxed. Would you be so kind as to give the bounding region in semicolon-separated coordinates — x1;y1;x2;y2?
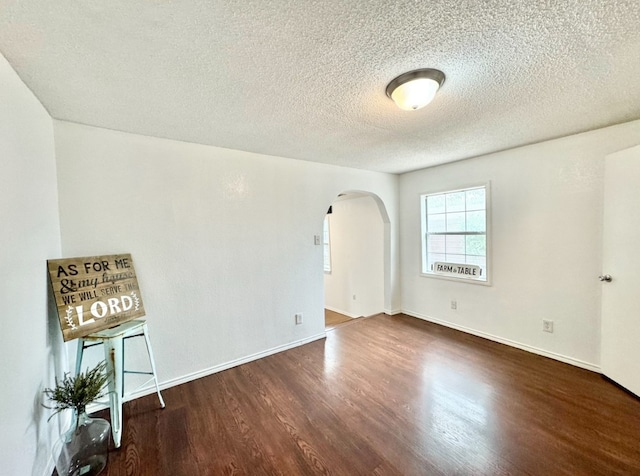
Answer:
47;253;145;341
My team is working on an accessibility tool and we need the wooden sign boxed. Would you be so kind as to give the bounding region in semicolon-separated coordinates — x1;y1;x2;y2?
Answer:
433;262;482;279
47;253;145;341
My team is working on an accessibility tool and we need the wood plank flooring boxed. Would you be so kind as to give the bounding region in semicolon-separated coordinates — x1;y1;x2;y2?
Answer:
95;314;640;475
324;308;353;330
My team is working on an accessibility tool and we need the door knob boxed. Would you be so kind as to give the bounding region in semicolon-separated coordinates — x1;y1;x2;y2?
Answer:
599;274;612;282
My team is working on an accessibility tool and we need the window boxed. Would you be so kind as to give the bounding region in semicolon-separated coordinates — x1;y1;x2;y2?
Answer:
421;184;489;283
323;215;331;273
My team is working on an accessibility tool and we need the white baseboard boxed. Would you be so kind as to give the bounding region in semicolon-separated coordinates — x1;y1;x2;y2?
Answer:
324;305;361;319
384;309;402;316
88;332;327;413
402;309;601;373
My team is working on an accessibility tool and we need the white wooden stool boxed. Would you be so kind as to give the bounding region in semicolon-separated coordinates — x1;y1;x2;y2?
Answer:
75;320;165;448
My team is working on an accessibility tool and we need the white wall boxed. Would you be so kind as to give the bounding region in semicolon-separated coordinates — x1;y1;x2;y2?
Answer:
324;195;385;317
53;121;399;391
0;53;64;475
400;120;640;370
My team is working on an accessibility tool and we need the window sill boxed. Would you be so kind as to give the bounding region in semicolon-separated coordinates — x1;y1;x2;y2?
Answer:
420;272;491;286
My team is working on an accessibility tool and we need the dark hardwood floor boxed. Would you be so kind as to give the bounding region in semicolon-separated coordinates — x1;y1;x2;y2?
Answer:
96;314;640;475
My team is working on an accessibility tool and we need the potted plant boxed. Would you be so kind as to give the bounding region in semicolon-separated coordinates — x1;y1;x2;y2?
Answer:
44;361;112;476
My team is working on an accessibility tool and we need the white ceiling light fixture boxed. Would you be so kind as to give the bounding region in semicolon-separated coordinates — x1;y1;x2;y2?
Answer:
386;68;445;111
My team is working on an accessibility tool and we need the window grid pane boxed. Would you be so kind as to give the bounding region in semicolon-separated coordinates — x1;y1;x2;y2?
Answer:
445;192;465;213
427;194;446;214
446;212;466;232
466;210;486;232
445;235;465;255
465;188;485;211
427;213;446;233
428;235;446;253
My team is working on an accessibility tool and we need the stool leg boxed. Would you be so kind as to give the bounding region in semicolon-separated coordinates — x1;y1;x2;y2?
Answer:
75;339;85;376
121;335;126;399
104;336;124;448
142;323;165;408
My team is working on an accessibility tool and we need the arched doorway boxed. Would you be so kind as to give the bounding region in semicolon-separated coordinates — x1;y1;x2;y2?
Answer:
323;191;390;328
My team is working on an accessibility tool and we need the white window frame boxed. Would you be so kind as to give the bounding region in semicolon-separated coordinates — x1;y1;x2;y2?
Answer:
420;182;491;285
323;215;332;273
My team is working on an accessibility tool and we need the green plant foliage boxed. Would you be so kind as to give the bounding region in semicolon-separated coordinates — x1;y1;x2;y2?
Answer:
43;361;111;418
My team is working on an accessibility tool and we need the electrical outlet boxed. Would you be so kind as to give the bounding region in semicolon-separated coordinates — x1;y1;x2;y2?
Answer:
451;300;457;310
314;235;321;245
352;294;356;300
295;313;303;325
543;319;554;333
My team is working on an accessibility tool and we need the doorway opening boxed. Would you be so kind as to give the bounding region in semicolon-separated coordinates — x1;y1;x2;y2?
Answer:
323;191;390;330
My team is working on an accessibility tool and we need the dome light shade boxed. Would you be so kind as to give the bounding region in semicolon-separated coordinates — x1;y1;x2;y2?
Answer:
386;69;445;111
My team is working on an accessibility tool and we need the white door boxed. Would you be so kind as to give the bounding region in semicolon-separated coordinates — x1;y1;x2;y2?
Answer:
601;144;640;397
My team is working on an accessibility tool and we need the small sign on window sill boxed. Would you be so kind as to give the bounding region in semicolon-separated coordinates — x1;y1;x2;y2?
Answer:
433;262;482;279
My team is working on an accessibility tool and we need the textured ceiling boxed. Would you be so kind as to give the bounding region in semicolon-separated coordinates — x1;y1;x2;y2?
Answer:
1;0;639;174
